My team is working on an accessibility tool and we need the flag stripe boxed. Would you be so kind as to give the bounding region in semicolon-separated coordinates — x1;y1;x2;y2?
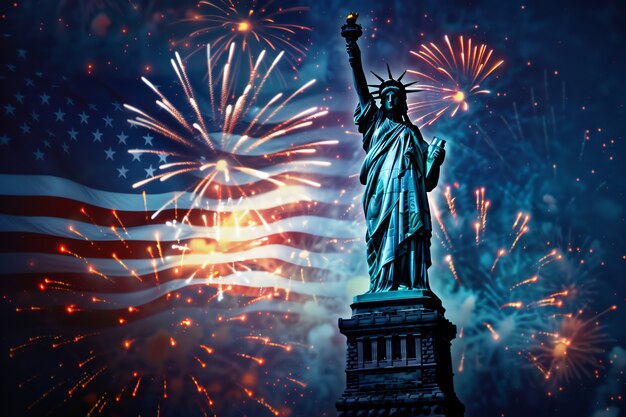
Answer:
0;175;359;211
13;271;346;310
0;195;354;226
4;231;356;257
1;260;337;293
0;214;359;241
0;248;350;275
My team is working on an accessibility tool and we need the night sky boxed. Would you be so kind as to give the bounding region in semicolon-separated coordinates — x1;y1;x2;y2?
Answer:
1;1;625;416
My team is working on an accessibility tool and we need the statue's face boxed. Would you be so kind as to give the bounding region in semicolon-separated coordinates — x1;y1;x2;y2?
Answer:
382;88;403;112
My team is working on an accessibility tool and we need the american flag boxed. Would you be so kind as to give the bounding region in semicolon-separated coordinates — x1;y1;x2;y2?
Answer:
1;45;365;416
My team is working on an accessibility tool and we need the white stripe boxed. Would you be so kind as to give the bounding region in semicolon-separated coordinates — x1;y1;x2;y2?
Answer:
0;248;350;275
0;175;361;211
0;214;361;241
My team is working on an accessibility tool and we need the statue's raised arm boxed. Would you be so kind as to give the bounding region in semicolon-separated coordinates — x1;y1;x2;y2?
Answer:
341;13;371;108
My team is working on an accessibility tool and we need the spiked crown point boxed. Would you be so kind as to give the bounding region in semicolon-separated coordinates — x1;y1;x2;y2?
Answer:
368;65;422;99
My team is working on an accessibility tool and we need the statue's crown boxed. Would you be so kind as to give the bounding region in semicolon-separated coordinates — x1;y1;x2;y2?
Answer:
369;64;421;100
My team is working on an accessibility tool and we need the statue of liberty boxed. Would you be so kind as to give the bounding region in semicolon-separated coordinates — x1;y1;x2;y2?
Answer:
342;13;446;293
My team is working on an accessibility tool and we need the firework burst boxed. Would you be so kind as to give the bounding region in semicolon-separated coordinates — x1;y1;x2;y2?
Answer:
179;0;311;67
407;35;503;127
125;42;333;220
528;305;617;387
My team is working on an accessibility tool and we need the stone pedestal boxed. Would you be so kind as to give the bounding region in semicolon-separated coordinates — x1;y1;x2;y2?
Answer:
336;290;464;417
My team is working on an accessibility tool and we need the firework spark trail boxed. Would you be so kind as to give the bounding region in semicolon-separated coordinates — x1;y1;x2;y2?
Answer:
112;210;129;235
474;221;480;245
68;224;92;244
490;249;506;273
537;250;562;270
147;246;159;285
444;186;457;219
512;211;523;230
407;35;503;127
431;201;453;249
110;226;128;249
484;322;500;341
509;213;529;253
444;254;461;284
535;250;558;267
510;275;538;291
527;352;551;379
499;301;523;309
457;351;465;372
111;253;142;282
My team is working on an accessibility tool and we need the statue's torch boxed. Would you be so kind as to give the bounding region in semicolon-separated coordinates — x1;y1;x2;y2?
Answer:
341;12;363;63
341;12;363;42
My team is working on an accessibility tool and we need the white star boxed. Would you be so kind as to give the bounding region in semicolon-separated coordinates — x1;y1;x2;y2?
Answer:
158;154;168;163
0;134;11;145
43;140;51;149
54;108;66;122
4;104;15;115
68;128;78;141
116;132;128;144
6;64;16;72
104;147;116;160
132;152;142;162
33;149;44;160
25;78;34;87
79;111;90;124
66;97;75;106
62;142;70;154
144;164;156;178
40;93;50;105
88;104;97;111
112;102;123;111
14;92;24;103
117;166;129;178
31;111;40;121
20;123;30;134
92;129;103;142
103;115;113;127
143;133;154;146
17;49;27;59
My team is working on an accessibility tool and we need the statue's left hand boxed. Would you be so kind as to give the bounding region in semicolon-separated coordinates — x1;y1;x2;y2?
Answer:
432;147;446;166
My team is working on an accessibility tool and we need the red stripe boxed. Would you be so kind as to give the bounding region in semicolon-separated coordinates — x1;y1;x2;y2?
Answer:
3;231;354;257
0;196;356;227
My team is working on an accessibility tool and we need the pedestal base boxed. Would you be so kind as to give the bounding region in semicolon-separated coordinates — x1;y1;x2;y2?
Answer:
336;291;464;417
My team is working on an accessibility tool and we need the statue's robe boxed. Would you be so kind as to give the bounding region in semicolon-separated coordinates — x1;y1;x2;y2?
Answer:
355;99;440;292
